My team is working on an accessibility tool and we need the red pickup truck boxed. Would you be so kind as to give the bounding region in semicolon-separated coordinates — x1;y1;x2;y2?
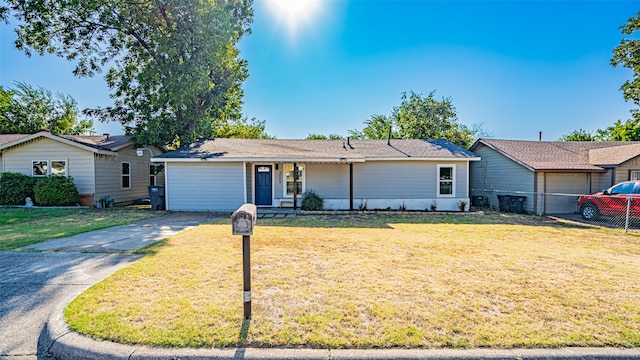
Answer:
577;180;640;220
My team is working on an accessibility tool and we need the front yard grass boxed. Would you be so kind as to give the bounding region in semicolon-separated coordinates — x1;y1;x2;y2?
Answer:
0;207;164;251
65;213;640;349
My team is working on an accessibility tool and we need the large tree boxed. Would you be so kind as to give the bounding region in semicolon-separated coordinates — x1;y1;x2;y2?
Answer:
349;91;474;148
2;0;254;147
0;83;93;135
612;11;640;122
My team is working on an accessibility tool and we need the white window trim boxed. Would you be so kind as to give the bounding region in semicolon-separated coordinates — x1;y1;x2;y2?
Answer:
437;164;456;197
121;162;131;189
283;163;305;198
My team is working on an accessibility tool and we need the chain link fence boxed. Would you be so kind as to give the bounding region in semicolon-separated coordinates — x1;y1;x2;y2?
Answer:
471;189;640;233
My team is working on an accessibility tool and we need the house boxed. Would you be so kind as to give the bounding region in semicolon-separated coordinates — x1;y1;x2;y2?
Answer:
0;131;164;206
469;139;640;215
151;138;480;212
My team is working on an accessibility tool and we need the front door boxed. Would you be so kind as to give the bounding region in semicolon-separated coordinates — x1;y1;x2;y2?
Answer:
255;165;272;206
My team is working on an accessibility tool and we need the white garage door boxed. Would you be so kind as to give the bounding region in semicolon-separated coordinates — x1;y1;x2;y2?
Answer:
544;173;589;214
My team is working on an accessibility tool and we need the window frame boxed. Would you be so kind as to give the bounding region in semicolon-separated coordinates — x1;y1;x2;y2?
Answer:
50;160;67;176
149;164;157;186
630;170;640;181
32;160;49;177
437;164;456;197
283;163;305;198
121;162;131;189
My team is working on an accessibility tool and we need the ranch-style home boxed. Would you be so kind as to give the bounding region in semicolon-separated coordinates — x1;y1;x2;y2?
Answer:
470;139;640;215
0;131;164;206
151;138;480;212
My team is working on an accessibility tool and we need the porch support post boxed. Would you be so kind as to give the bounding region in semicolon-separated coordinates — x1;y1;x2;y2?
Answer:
349;163;354;211
293;162;298;210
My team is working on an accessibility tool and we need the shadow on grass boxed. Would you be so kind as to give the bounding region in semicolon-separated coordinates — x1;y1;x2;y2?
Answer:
211;212;598;230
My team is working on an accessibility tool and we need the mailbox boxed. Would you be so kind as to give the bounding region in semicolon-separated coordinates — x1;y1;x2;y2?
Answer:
232;204;257;236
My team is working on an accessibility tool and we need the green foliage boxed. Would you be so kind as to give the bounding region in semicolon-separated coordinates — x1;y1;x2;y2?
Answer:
612;11;640;121
0;83;93;134
560;120;640;142
557;129;596;142
596;119;640;141
33;176;80;206
4;0;254;147
0;172;36;205
349;91;475;148
305;133;345;140
457;200;468;212
301;190;324;211
213;118;274;139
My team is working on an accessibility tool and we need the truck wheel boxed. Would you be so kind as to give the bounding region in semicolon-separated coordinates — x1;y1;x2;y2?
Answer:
580;203;599;221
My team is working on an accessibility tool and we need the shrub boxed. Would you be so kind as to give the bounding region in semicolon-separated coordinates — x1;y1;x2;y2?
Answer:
301;189;324;211
458;200;468;212
34;176;80;206
0;172;36;205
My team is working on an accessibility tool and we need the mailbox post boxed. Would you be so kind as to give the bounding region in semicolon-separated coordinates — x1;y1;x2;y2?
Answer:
232;204;257;320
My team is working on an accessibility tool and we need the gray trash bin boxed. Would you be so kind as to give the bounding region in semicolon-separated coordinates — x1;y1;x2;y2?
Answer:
148;186;165;210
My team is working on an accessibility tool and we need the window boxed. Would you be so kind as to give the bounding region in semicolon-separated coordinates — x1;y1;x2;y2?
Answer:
610;182;635;195
630;170;640;181
437;164;455;196
122;162;131;189
149;164;163;186
32;160;67;177
32;160;48;177
51;161;67;176
284;164;304;196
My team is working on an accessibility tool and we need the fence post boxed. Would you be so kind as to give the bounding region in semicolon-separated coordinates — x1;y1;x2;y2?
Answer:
625;197;632;233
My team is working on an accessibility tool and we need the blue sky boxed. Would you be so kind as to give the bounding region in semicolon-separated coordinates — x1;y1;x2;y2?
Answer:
0;1;638;141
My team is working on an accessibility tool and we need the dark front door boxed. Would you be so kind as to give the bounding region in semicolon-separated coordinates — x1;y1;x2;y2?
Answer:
255;165;272;206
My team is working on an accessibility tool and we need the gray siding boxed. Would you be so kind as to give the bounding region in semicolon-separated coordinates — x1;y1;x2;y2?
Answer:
470;143;535;212
543;172;588;214
2;138;96;195
245;163;252;203
616;156;640;184
591;170;613;193
166;162;244;211
306;163;349;198
94;145;162;205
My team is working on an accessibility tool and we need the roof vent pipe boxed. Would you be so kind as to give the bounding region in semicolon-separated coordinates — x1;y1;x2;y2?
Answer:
347;136;350;147
387;126;392;146
539;131;542;142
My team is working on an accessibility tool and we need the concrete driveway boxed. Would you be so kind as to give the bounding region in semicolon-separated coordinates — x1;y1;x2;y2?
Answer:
0;212;219;360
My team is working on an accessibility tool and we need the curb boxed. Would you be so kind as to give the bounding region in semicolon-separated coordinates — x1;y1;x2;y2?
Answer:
41;307;640;360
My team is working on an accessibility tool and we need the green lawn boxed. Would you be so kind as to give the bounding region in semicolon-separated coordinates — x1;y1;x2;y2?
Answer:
66;213;640;349
0;207;164;251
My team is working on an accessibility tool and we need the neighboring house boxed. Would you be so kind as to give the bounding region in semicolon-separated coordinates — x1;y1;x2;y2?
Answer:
0;131;164;206
152;138;480;212
469;139;640;215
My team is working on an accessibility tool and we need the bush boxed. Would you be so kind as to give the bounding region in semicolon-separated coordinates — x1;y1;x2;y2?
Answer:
34;176;80;206
301;189;324;211
0;172;36;205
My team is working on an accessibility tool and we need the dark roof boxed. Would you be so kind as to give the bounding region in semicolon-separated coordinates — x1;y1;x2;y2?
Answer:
156;138;478;161
0;132;132;152
471;139;640;171
59;134;132;151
